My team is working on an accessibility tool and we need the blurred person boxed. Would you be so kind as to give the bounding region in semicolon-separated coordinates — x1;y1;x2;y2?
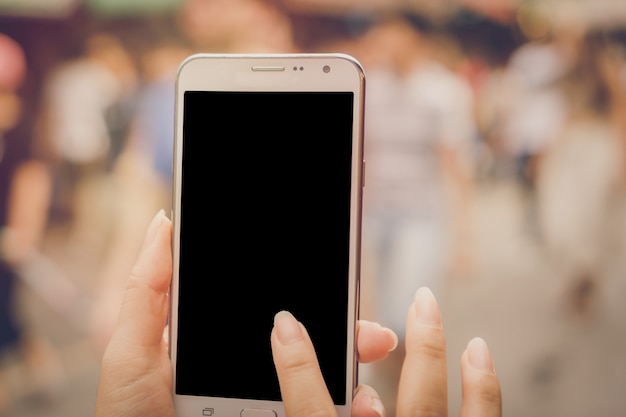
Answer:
356;13;478;413
0;32;64;413
494;13;584;238
535;35;626;318
88;0;299;352
127;29;192;197
88;26;192;352
597;40;626;164
472;57;518;181
449;30;514;181
498;40;571;188
176;0;298;53
94;209;502;417
36;31;139;258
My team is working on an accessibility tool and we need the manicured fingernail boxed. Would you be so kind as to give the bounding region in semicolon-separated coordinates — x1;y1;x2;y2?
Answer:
146;209;166;242
369;396;384;417
467;337;496;374
274;311;304;345
414;287;441;327
384;327;399;352
364;320;399;352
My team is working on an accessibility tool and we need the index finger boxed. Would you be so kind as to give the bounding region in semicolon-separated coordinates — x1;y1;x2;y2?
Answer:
271;311;337;417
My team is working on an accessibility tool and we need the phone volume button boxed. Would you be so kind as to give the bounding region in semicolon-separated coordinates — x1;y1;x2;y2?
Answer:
361;160;366;189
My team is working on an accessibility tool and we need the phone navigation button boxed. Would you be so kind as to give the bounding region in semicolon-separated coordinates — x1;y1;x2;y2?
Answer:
240;408;277;417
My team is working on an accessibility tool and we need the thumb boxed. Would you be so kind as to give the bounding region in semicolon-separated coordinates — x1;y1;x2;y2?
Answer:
111;209;172;350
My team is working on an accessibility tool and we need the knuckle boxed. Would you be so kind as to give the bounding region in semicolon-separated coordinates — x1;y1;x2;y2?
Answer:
279;352;320;378
415;405;445;417
464;373;502;413
477;380;502;408
409;335;447;362
305;407;336;417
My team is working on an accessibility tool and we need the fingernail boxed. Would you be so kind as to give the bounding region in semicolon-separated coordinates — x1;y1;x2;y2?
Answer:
467;337;496;374
145;209;166;242
369;396;384;417
414;287;442;327
274;311;304;345
365;320;399;352
383;327;399;352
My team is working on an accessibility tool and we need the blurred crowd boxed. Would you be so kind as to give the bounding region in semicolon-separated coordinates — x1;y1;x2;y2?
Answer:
1;0;626;416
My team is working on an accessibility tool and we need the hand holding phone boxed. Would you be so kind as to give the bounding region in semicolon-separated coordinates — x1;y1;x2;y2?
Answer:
93;210;396;417
96;52;502;417
94;211;501;417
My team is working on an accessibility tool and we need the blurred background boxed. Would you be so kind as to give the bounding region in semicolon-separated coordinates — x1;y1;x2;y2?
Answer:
1;0;626;416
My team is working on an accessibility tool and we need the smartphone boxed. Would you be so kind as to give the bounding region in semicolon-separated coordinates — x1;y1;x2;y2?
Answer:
170;53;365;417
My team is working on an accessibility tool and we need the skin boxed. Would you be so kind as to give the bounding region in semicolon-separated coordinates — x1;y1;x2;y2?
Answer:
95;210;501;417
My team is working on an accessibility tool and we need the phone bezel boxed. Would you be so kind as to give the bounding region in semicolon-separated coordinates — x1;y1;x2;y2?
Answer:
170;53;366;417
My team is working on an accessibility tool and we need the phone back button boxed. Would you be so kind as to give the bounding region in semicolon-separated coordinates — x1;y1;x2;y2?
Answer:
240;408;277;417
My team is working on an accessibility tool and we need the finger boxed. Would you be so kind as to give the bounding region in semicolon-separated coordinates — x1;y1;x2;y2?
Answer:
352;384;385;417
111;210;173;349
356;320;398;363
163;324;170;352
271;311;337;417
460;338;502;417
396;287;448;417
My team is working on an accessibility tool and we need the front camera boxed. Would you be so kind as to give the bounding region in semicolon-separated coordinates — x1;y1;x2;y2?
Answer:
322;65;331;73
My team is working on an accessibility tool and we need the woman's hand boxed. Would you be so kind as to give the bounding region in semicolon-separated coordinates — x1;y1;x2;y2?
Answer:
95;210;501;417
271;286;502;417
94;210;399;417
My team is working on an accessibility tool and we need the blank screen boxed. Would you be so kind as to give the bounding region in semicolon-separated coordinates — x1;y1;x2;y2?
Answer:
175;91;355;404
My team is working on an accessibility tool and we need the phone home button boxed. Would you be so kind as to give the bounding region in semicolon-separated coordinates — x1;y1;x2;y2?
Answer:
240;408;277;417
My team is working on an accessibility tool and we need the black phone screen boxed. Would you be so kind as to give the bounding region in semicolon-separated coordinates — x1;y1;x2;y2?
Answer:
175;91;356;405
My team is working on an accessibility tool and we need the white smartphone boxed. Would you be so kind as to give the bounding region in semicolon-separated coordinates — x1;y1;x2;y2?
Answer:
170;53;366;417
